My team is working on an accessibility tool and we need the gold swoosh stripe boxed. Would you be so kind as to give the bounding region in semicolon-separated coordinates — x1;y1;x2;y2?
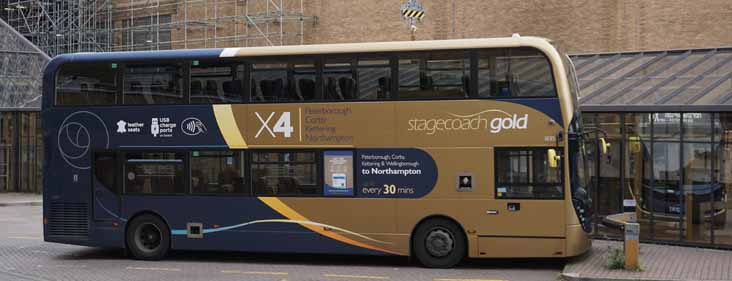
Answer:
213;105;247;148
447;109;511;118
231;219;392;245
258;197;401;255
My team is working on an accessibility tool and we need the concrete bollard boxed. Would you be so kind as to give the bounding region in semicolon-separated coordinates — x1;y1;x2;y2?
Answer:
624;222;640;270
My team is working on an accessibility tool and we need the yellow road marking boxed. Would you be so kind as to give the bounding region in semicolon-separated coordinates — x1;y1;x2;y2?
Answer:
8;236;42;240
434;279;508;281
125;266;181;272
221;270;289;276
323;273;390;280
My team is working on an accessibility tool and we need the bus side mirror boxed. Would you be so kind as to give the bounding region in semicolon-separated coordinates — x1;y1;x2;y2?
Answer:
600;138;611;155
548;149;560;168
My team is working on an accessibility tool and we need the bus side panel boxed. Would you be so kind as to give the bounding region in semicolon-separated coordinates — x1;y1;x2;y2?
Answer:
121;196;393;256
395;148;567;258
276;198;408;255
43;108;97;245
477;237;565;258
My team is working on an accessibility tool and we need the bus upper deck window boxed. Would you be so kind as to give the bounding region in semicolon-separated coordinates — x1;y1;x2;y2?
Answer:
398;51;469;100
477;48;556;98
357;58;391;100
123;64;184;105
55;63;117;106
190;62;245;104
323;58;355;100
251;60;316;103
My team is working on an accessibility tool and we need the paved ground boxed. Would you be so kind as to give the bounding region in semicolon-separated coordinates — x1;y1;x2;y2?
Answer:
562;240;732;281
0;205;564;281
0;193;42;206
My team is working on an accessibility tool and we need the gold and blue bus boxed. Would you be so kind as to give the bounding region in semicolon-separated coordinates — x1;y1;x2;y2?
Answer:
42;36;593;268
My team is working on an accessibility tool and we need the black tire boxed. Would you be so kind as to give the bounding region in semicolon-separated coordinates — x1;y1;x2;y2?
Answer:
412;218;466;268
126;214;170;260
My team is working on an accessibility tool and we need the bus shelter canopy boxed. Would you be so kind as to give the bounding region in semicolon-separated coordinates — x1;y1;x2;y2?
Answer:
571;47;732;112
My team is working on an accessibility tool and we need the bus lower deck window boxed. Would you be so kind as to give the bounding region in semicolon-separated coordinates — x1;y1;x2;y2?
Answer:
494;148;563;199
251;151;319;196
190;151;247;194
124;152;185;194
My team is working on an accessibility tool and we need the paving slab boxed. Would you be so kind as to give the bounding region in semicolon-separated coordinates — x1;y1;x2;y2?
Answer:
563;240;732;281
0;192;42;207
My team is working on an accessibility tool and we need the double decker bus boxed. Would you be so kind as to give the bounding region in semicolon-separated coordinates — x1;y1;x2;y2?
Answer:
42;36;592;268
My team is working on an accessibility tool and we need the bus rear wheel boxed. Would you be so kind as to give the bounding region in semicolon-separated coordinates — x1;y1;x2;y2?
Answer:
126;214;170;260
412;218;465;268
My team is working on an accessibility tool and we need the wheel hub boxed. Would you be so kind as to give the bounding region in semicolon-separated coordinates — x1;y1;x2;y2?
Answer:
136;223;161;252
425;228;454;257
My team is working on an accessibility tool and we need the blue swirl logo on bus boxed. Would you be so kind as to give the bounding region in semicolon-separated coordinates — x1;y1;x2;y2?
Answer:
57;111;109;169
407;109;528;135
181;117;207;136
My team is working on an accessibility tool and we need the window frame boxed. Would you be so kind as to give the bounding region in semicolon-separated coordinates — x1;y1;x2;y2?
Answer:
494;147;565;200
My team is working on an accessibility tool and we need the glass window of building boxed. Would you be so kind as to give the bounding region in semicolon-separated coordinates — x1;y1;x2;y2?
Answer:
124;152;185;194
121;15;172;51
19;112;42;193
398;51;469;99
251;151;318;196
495;148;563;199
123;64;184;104
190;62;245;104
56;63;117;106
716;113;732;246
478;48;556;97
190;151;247;194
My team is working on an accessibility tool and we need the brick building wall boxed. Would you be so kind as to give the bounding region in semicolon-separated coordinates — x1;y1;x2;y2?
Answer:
109;0;732;53
304;0;732;53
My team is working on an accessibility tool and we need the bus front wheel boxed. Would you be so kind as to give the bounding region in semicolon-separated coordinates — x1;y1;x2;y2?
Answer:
126;214;170;260
412;218;465;268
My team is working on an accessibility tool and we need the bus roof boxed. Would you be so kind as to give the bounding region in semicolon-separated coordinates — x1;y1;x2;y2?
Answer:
219;36;557;57
51;36;560;62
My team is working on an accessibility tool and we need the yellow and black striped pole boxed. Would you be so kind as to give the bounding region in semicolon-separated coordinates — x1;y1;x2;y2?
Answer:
401;0;425;41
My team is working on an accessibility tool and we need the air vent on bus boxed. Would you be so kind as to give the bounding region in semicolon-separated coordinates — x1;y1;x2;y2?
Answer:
47;202;89;238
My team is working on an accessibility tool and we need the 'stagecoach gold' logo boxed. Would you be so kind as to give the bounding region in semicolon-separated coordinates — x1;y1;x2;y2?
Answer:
407;109;528;135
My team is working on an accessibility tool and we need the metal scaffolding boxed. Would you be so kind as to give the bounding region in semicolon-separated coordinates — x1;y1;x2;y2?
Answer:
2;0;317;57
0;17;48;109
